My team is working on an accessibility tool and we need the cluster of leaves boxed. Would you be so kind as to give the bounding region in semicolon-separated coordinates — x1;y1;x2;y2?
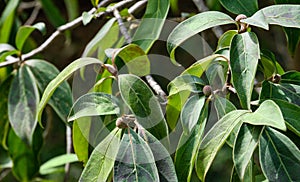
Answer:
1;0;300;181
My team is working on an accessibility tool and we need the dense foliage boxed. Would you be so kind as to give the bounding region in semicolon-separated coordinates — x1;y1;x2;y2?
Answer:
0;0;300;181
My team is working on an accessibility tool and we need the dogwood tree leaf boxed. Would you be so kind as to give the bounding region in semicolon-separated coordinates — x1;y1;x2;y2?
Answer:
219;0;258;16
167;11;235;65
196;110;248;181
80;128;121;182
213;95;237;119
233;124;263;180
168;75;205;97
68;93;120;121
114;128;159;182
259;127;300;182
73;118;90;166
217;30;238;50
175;101;208;182
230;32;260;109
132;0;170;53
25;59;72;122
8;66;39;144
181;95;205;134
281;71;300;86
40;154;78;175
241;100;286;131
37;57;102;126
118;74;168;142
241;5;300;30
114;44;150;76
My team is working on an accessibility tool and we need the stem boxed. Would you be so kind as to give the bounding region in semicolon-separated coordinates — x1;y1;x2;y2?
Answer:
0;0;137;68
64;124;72;182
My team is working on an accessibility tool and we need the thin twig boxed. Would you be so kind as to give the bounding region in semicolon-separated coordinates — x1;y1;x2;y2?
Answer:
192;0;223;38
113;5;167;103
128;0;147;14
0;0;136;68
24;3;41;25
19;1;38;10
64;124;72;182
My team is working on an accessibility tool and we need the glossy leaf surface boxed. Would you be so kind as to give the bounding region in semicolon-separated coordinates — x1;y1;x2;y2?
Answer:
230;32;260;109
241;5;300;30
168;75;205;97
80;128;121;181
73;118;90;166
196;110;248;181
114;128;159;182
119;74;168;141
40;154;78;175
259;127;300;181
8;66;39;144
68;93;120;121
219;0;258;16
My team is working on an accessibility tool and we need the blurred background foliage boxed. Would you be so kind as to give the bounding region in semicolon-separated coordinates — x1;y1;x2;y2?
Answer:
0;0;299;181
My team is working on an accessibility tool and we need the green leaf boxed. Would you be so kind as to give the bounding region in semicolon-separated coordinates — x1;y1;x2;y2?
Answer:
217;30;238;50
143;129;178;182
82;12;94;26
241;100;286;131
132;0;170;53
37;57;102;126
167;11;235;65
0;0;20;43
40;154;78;175
0;75;13;149
73;118;90;166
82;18;118;60
241;5;300;30
7;129;39;181
271;99;300;137
68;92;120;121
233;124;263;180
195;110;248;181
181;54;224;76
181;95;205;135
219;0;258;16
230;32;260;109
168;75;205;96
64;0;79;21
8;66;39;144
260;81;300;106
118;74;168;141
213;95;237;119
259;127;300;181
80;128;121;181
260;50;285;78
0;50;19;63
114;128;159;182
114;44;150;76
16;22;46;51
175;101;208;182
90;0;99;7
39;0;66;27
281;71;300;85
25;59;73;122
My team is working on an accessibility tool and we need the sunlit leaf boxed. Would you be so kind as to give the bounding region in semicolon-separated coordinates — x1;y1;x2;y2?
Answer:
230;32;260;109
132;0;170;53
181;95;205;134
167;11;235;65
217;30;238;50
80;128;121;181
241;5;300;30
68;92;120;121
259;127;300;181
82;12;94;26
118;74;168;142
25;59;73;122
168;75;205;97
37;57;102;126
114;128;159;181
196;110;248;181
114;44;150;76
40;154;78;175
73;118;90;166
8;66;39;144
233;124;263;180
219;0;258;16
175;101;208;182
260;81;300;106
241;100;286;131
213;95;236;119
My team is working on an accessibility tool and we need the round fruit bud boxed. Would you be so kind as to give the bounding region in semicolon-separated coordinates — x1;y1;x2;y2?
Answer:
272;74;281;83
203;85;212;96
116;117;128;129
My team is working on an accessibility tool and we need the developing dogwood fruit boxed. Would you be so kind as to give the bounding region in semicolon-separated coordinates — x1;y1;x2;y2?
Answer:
203;85;212;96
272;74;281;83
116;117;128;129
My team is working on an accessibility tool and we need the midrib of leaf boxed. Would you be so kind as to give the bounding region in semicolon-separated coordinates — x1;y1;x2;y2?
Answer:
264;129;293;181
128;129;138;181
